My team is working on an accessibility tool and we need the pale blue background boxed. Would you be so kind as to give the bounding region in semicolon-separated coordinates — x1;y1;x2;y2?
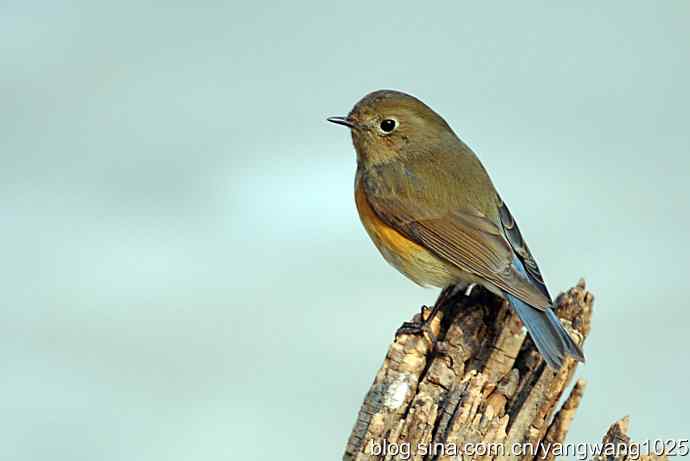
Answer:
2;1;689;460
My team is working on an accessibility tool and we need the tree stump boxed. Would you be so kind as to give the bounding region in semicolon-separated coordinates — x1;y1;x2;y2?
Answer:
343;280;668;460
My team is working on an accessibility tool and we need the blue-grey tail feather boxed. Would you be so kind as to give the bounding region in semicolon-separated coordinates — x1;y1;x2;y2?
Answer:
504;292;585;369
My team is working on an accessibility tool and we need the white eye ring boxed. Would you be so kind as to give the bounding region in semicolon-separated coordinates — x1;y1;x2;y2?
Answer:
378;117;399;135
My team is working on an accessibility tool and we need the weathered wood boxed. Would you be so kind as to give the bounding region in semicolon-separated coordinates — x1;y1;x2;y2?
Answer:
344;280;672;460
343;281;591;461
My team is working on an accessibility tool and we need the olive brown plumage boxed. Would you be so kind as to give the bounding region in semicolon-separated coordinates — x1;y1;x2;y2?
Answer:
328;90;584;369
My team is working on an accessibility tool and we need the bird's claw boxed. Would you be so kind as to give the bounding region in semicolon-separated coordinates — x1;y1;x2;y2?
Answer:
394;306;439;348
395;320;426;337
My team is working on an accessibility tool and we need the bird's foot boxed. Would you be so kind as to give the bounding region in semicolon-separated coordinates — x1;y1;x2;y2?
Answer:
394;305;438;348
395;319;426;337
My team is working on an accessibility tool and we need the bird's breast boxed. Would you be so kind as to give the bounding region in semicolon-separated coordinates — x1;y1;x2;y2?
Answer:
354;175;460;288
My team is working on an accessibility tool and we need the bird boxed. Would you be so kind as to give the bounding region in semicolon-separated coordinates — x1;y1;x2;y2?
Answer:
327;89;584;369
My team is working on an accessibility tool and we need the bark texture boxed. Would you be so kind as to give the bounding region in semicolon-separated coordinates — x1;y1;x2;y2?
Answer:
343;280;666;461
591;417;667;461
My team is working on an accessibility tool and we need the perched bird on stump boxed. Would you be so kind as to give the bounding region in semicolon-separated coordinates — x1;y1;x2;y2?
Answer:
328;89;584;369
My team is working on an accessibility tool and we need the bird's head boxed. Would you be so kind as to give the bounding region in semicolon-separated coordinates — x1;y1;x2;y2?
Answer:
328;90;457;166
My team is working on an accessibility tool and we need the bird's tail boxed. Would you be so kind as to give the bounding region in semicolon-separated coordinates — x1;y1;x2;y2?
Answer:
504;292;585;369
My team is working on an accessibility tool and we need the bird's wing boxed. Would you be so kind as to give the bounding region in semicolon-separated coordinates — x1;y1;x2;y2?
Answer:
496;195;552;301
363;168;551;310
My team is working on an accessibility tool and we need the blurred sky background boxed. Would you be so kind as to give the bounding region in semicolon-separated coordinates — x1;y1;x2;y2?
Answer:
2;1;689;460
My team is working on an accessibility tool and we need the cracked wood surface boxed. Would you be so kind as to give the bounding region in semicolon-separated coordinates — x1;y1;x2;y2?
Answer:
344;280;670;460
344;281;592;460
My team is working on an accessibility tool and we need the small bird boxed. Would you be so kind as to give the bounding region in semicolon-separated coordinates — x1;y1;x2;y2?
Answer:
328;90;584;369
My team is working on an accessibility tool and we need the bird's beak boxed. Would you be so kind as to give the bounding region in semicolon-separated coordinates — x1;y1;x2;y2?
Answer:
327;116;355;128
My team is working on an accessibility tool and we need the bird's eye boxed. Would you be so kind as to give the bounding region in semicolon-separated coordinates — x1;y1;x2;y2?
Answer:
379;118;398;134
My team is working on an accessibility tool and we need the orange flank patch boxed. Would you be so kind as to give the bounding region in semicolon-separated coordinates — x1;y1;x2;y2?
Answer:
354;180;426;258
